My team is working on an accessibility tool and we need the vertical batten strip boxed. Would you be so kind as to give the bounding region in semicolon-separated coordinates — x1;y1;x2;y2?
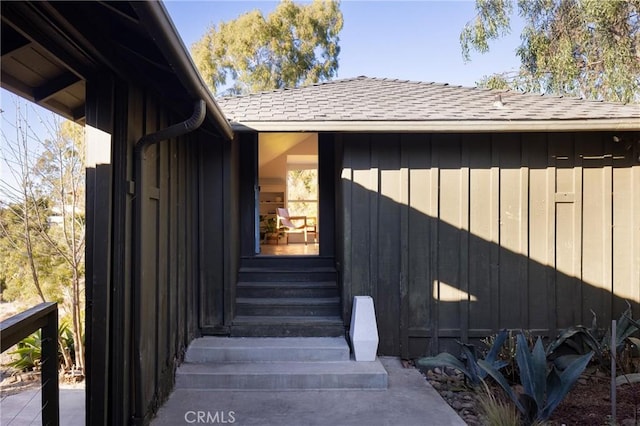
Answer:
399;135;410;359
546;134;558;336
490;135;500;332
520;134;530;330
460;136;470;343
574;134;584;324
603;135;613;322
429;140;440;353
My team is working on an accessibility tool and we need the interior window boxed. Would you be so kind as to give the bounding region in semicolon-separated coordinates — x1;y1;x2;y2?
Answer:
286;167;317;220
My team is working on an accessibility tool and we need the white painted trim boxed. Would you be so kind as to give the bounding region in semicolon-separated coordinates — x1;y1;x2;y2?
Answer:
230;119;640;133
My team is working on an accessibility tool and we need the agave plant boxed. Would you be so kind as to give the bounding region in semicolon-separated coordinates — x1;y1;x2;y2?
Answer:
417;329;509;385
478;333;593;425
601;302;640;354
547;302;640;371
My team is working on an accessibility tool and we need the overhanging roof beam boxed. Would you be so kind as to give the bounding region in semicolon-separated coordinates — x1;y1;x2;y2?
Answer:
71;105;85;123
1;2;93;79
0;70;34;100
0;26;30;56
33;72;81;102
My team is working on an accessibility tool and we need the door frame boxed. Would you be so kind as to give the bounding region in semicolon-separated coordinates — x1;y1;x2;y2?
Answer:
238;131;336;257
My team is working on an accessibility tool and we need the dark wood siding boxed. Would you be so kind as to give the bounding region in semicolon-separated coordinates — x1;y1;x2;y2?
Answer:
339;132;640;358
85;78;230;424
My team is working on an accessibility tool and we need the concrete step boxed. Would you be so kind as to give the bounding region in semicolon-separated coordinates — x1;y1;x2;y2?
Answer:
231;315;345;337
175;360;388;390
236;297;341;316
236;281;339;298
185;337;350;363
238;267;336;282
240;256;335;269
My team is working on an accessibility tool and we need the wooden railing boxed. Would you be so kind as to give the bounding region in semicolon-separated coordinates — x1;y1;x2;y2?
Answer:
1;302;59;426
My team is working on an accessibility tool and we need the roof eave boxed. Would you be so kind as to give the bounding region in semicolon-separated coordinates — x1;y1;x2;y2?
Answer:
131;1;233;141
228;119;640;133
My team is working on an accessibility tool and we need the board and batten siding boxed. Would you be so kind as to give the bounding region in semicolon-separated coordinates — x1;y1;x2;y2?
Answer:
339;131;640;358
86;77;230;425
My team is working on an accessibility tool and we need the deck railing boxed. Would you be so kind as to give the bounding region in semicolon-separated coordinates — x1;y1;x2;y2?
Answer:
1;302;59;426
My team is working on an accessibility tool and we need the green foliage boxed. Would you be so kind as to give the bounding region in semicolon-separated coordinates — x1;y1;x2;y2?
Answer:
462;0;640;103
287;168;317;218
1;96;86;373
7;323;76;372
192;0;343;95
477;380;521;426
461;0;513;60
479;333;593;424
8;330;43;371
546;302;640;372
0;199;61;302
476;73;512;90
417;329;509;385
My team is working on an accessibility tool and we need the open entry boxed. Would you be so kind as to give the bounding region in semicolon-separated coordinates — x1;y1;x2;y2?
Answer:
258;133;319;255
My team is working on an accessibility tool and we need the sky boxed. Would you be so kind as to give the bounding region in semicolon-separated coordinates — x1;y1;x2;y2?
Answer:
1;1;525;194
164;0;525;87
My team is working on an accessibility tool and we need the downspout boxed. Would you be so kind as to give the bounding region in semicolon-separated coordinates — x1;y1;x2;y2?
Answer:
132;99;205;425
134;99;206;159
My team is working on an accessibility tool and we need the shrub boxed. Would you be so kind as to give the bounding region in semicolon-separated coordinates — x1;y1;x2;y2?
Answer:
7;322;76;372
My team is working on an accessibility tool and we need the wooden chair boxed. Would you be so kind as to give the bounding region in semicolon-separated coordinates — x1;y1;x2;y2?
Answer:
276;208;315;245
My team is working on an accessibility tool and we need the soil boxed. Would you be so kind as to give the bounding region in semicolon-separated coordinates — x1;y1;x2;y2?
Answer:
551;376;639;426
423;366;640;425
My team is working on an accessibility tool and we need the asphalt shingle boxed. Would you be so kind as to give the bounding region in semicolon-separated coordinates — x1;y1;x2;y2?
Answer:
217;76;640;124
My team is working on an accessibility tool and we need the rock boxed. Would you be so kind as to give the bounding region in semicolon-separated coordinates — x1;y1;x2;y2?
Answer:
451;400;464;410
433;367;442;375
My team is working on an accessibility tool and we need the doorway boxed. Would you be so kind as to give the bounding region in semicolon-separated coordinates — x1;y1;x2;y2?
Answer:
258;133;318;255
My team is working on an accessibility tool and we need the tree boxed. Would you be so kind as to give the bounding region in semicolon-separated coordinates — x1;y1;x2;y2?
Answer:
192;0;343;95
461;0;640;103
1;100;51;304
1;96;85;373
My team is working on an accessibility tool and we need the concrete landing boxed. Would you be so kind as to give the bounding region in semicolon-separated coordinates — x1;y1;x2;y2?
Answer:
176;360;388;390
153;357;465;426
186;336;350;362
177;337;386;390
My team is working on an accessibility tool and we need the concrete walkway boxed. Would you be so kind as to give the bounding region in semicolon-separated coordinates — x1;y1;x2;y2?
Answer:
0;385;84;426
152;357;465;426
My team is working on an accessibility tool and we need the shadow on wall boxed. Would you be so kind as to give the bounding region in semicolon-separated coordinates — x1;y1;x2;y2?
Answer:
339;132;640;358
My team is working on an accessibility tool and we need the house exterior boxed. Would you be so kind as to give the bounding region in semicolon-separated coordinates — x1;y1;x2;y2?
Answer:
2;1;639;424
218;76;640;358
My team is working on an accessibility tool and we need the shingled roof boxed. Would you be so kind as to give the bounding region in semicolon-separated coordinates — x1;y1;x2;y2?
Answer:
217;76;639;132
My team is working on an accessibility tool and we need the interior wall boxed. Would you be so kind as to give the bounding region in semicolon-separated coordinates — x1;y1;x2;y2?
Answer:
259;133;318;185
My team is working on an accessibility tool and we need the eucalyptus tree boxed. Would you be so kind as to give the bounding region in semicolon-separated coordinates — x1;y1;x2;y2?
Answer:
192;0;343;95
461;0;640;103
